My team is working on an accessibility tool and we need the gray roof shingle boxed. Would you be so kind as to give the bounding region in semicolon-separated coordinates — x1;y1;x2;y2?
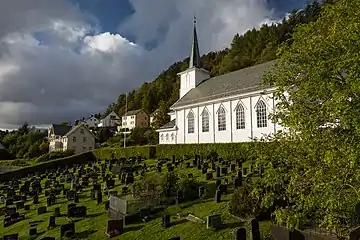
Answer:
52;124;72;136
171;60;276;109
122;109;143;117
158;119;176;130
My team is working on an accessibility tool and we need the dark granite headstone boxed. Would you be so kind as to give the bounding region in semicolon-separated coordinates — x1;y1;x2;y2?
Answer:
60;222;75;239
234;227;247;240
37;206;47;215
215;190;221;203
250;218;260;240
162;214;171;228
106;219;124;237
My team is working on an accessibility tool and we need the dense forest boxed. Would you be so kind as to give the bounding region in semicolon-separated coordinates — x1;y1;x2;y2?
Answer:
104;1;333;127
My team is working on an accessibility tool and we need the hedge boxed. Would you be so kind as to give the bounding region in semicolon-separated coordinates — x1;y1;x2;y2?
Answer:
0;151;96;182
156;142;266;160
92;145;156;160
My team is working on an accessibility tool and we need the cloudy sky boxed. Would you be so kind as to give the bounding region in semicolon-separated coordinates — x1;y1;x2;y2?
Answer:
0;0;308;129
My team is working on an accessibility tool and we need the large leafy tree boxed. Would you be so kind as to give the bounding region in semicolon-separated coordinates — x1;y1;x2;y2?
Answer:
256;0;360;234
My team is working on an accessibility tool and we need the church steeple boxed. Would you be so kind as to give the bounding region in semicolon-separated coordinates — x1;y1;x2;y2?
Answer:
189;15;201;69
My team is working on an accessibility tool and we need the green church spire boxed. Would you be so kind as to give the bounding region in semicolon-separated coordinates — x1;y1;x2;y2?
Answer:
189;15;202;69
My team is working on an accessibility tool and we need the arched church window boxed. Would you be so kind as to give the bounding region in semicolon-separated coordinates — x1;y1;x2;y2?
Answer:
161;134;164;142
165;133;169;141
256;100;267;128
202;110;209;132
218;106;226;131
188;111;195;134
236;104;245;129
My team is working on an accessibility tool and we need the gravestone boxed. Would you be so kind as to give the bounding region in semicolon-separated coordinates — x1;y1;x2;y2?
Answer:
215;190;221;203
74;194;79;203
16;201;24;210
234;227;247;240
216;167;220;178
3;233;18;240
54;207;61;217
24;204;30;211
215;179;221;188
90;189;97;200
97;191;103;205
5;198;13;206
48;216;56;229
250;218;261;240
234;177;242;188
231;164;236;172
47;196;56;207
169;237;180;240
38;206;47;215
29;227;37;236
199;186;205;199
67;206;87;217
60;223;75;239
162;214;171;228
106;219;124;237
207;214;222;229
202;167;207;174
67;190;76;201
221;167;228;175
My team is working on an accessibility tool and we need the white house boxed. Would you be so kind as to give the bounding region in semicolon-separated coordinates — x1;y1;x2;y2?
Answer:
156;20;283;144
80;116;100;128
48;124;96;154
121;109;149;130
98;111;121;128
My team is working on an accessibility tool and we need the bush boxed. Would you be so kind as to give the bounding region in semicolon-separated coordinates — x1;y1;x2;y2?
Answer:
0;151;96;181
35;150;74;163
178;174;200;201
92;146;156;160
156;142;264;160
229;184;262;219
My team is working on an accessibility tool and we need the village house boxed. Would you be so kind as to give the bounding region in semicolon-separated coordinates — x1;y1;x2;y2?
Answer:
156;20;283;144
121;109;149;130
79;116;100;128
48;124;96;154
97;111;121;128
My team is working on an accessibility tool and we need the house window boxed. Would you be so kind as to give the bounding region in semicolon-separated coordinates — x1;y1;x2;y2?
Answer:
161;134;164;142
131;116;134;119
72;137;76;142
202;110;209;132
188;111;195;134
166;133;169;141
171;133;174;141
236;104;245;129
256;100;267;128
80;129;84;134
83;137;87;143
218;106;226;131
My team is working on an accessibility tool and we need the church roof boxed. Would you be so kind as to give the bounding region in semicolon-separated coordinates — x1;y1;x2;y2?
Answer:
158;119;176;130
171;60;277;109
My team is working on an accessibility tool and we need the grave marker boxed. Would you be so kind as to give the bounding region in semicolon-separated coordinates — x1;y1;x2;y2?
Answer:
106;219;124;237
207;214;222;229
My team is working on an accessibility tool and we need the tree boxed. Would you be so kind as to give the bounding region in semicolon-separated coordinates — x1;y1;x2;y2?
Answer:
152;100;170;129
256;0;360;234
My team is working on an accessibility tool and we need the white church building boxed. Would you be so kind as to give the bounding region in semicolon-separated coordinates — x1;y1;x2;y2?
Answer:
156;20;283;144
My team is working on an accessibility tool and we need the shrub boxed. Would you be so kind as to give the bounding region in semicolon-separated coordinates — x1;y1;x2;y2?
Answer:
178;174;200;201
156;142;264;160
0;151;96;181
92;146;156;160
229;184;262;219
35;150;74;163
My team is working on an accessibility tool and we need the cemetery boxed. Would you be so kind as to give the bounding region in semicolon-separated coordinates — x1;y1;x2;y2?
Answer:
1;145;360;240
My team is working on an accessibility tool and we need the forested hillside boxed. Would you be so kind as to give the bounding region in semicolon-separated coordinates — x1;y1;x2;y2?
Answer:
104;1;331;125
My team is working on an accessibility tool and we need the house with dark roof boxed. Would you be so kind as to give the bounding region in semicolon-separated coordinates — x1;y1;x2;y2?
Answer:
48;124;96;154
156;19;283;144
98;111;121;128
121;109;149;130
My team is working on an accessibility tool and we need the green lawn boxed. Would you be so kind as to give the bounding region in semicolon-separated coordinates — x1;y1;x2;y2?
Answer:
0;158;270;240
